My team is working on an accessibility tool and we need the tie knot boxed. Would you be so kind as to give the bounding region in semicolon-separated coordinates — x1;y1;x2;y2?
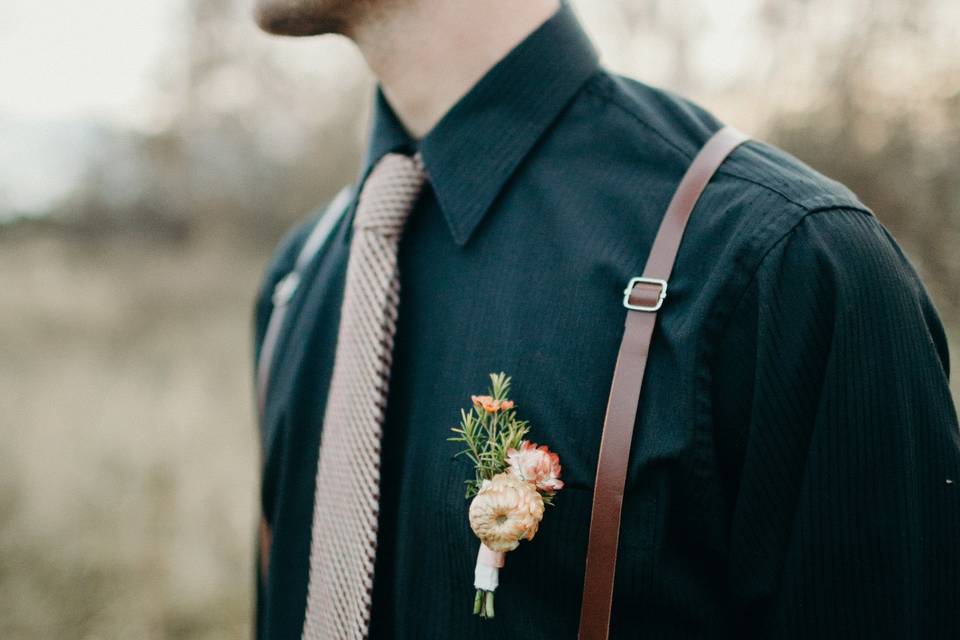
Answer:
353;153;427;234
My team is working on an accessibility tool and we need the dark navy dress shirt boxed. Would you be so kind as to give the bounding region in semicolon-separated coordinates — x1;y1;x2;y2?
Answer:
253;5;960;638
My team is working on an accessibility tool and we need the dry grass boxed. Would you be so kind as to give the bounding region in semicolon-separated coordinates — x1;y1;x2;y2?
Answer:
0;226;269;639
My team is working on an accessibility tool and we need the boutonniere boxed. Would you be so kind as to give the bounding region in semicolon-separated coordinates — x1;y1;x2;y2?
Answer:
449;372;564;619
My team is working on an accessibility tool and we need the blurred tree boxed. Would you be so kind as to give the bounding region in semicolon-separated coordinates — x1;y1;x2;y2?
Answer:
61;0;370;243
755;0;960;311
173;0;369;238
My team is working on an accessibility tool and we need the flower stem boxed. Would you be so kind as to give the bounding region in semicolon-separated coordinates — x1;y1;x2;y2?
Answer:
473;589;483;615
484;590;495;618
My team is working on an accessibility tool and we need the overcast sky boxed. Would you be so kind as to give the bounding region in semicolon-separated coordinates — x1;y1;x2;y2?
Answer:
0;0;187;126
0;0;180;214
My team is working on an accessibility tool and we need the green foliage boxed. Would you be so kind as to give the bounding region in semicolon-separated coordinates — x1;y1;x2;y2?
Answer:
448;373;530;499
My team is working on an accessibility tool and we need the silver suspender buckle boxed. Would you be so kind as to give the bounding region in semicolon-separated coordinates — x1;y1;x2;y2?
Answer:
622;276;668;312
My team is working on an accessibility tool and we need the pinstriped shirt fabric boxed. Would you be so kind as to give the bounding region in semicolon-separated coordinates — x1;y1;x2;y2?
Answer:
301;153;426;640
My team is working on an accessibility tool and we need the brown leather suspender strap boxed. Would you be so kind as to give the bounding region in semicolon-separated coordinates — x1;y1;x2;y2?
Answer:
578;126;748;640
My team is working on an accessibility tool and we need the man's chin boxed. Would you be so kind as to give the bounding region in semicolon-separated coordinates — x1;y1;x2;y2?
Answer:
253;3;345;36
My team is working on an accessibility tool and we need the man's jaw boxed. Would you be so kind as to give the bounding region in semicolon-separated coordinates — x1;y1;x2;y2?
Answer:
253;0;354;37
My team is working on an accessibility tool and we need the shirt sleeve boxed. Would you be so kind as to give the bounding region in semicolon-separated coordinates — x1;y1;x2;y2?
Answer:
716;207;960;637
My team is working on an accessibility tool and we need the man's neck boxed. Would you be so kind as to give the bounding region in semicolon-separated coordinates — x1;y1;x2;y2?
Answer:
348;0;561;140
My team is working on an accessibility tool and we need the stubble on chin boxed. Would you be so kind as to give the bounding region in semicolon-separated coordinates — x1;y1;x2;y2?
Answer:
253;0;352;36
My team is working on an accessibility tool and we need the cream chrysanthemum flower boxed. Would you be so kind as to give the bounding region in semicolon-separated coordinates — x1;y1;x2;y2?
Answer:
468;472;545;552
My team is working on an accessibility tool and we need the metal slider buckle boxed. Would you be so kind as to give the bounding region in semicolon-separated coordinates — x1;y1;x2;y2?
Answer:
272;272;302;307
622;276;668;312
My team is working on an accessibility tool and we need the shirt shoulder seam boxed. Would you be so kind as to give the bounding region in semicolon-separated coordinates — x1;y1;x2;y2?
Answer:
718;205;877;337
582;74;870;216
582;74;695;165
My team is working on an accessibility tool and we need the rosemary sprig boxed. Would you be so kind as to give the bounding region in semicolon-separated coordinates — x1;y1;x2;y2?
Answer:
448;372;530;498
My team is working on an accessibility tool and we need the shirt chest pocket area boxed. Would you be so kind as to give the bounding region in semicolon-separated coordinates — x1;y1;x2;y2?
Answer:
529;377;690;566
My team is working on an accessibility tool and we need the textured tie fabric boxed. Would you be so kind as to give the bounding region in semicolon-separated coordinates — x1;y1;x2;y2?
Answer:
301;153;427;640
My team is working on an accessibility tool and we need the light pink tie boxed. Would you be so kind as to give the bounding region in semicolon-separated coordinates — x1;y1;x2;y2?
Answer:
301;153;427;639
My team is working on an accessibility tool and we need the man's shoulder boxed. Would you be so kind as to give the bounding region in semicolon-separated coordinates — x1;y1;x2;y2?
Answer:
580;71;867;219
258;186;354;297
253;213;318;350
259;214;319;296
253;194;346;338
571;72;913;328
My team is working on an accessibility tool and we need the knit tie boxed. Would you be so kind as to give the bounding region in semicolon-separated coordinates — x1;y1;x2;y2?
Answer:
301;153;427;639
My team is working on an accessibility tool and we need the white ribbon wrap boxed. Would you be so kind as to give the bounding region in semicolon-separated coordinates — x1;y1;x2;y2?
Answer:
473;543;506;591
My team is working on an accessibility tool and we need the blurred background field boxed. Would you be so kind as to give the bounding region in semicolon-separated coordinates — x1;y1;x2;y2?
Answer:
1;0;957;638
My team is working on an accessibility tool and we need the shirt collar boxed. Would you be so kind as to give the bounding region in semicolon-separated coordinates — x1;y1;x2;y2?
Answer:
360;3;600;246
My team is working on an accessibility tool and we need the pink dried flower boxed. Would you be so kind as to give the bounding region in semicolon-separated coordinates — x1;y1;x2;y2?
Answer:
471;395;501;413
506;440;564;494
